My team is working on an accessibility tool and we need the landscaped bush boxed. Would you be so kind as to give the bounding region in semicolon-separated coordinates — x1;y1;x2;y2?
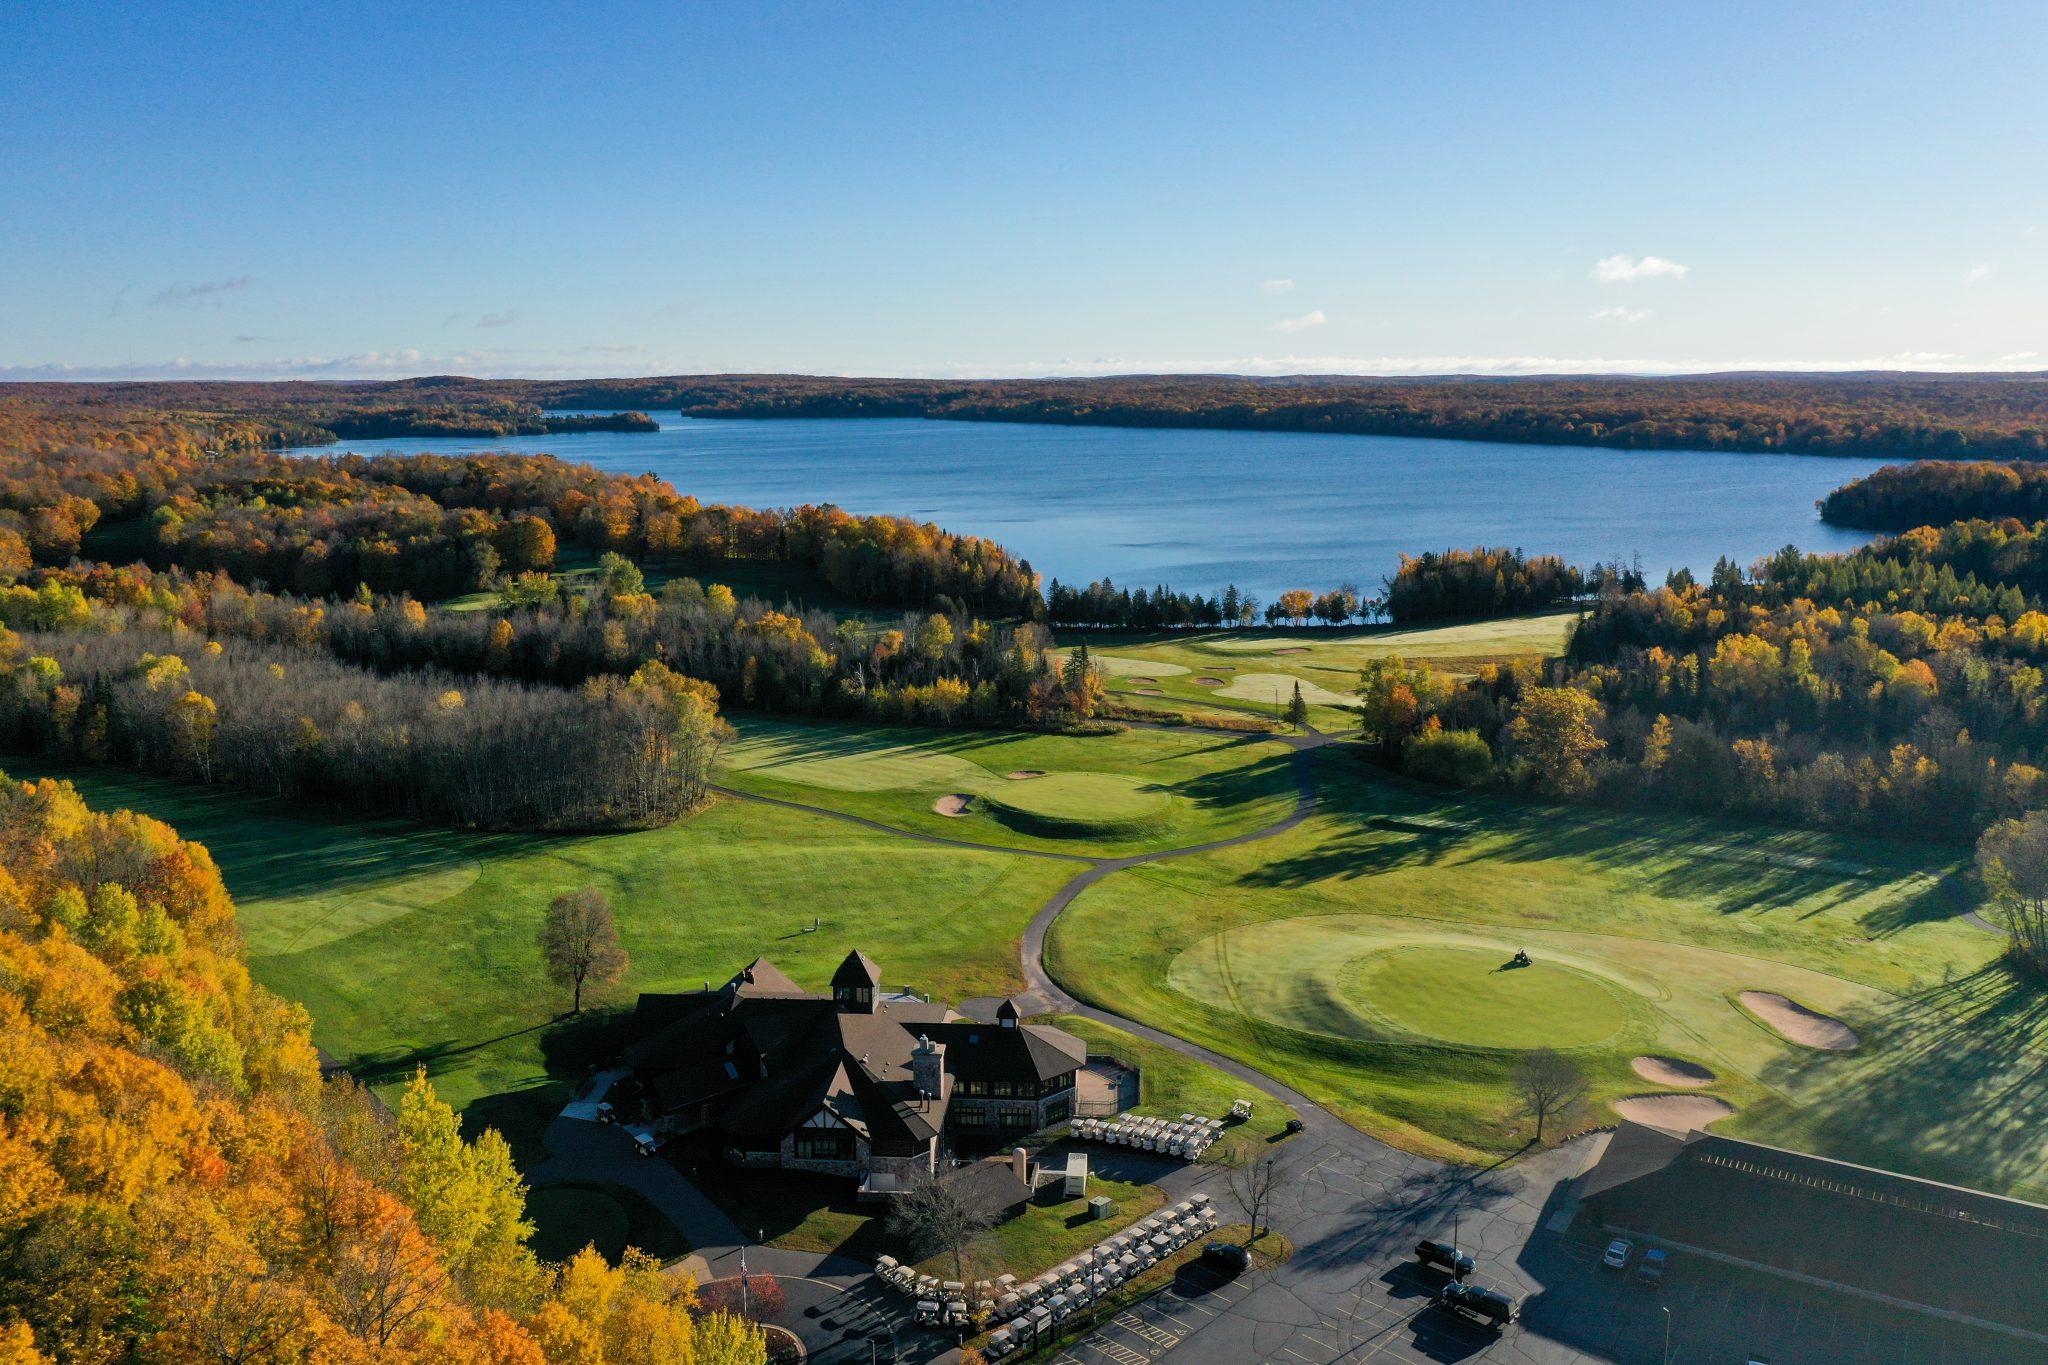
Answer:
1403;723;1494;785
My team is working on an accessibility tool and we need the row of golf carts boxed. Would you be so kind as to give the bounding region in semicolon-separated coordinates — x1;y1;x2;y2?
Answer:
872;1194;1222;1353
1068;1112;1230;1161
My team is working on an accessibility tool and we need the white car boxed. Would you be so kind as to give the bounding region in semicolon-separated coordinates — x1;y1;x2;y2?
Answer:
1601;1238;1634;1270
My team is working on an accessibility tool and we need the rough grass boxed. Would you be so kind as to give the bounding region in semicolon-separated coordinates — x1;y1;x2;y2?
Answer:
7;758;1074;1154
1047;750;2042;1193
719;715;1296;855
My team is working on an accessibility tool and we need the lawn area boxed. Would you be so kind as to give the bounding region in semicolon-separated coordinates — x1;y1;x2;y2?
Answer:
3;758;1075;1162
718;714;1298;855
1054;612;1573;733
1045;749;2047;1198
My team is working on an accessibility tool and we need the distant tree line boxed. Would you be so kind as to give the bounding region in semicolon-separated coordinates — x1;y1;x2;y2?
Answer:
13;372;2048;461
652;373;2048;460
1046;579;1377;629
1048;549;1638;631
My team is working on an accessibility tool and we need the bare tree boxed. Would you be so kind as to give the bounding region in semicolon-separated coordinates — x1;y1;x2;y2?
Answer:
1512;1049;1589;1143
886;1170;995;1282
538;887;628;1014
1213;1147;1279;1243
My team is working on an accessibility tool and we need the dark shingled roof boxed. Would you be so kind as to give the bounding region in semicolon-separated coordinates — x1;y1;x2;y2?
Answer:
939;1158;1035;1221
623;952;1084;1155
924;1021;1086;1083
832;949;882;991
1580;1122;2048;1335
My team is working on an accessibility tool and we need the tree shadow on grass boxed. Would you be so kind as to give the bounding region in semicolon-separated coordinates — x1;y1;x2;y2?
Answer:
1241;753;1967;931
1752;961;2048;1193
351;1006;644;1164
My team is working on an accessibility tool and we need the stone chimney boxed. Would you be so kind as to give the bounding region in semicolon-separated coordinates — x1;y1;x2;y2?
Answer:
911;1034;945;1102
1011;1146;1029;1183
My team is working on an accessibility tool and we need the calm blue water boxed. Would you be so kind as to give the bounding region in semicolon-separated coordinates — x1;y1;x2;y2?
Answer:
292;416;1888;602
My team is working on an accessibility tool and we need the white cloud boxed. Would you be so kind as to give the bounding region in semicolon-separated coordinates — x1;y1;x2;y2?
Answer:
1261;278;1296;294
1270;309;1327;332
148;276;256;308
1590;254;1690;284
476;311;518;329
1999;350;2039;364
1965;264;1996;285
1589;306;1653;324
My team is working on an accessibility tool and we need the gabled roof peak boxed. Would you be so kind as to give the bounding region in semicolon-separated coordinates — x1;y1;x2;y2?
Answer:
833;949;882;990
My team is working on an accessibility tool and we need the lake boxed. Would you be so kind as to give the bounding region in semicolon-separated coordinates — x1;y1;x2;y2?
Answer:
292;416;1890;603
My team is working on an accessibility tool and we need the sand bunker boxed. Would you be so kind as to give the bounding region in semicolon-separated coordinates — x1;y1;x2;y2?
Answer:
1192;676;1227;686
1631;1055;1717;1088
1740;991;1860;1050
1272;647;1311;655
1132;688;1164;696
1005;770;1046;780
1612;1093;1735;1132
1129;676;1159;684
933;794;974;817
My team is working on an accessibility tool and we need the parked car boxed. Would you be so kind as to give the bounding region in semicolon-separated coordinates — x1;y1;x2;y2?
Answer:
1637;1247;1668;1284
1601;1237;1634;1270
1283;1118;1306;1134
1202;1242;1251;1274
1437;1282;1519;1330
1414;1239;1475;1279
625;1126;661;1157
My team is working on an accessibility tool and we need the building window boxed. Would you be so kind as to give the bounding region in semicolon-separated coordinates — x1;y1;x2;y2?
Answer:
1043;1097;1070;1125
999;1107;1034;1130
954;1108;988;1127
794;1129;854;1161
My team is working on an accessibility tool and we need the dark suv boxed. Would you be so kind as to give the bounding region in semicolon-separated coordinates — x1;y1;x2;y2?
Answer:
1438;1282;1519;1330
1414;1240;1475;1280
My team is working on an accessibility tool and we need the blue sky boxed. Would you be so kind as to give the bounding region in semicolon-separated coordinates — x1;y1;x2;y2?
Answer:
3;0;2043;380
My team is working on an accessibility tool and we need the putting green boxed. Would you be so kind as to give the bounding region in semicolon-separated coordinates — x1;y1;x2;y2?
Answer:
1165;915;1893;1081
981;771;1174;836
1214;672;1356;708
1345;946;1630;1049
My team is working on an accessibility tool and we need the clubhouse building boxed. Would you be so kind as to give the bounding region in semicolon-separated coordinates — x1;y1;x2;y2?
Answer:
616;951;1088;1188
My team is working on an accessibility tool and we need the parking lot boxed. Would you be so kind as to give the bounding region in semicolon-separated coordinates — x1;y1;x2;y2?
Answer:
1033;1131;2048;1365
